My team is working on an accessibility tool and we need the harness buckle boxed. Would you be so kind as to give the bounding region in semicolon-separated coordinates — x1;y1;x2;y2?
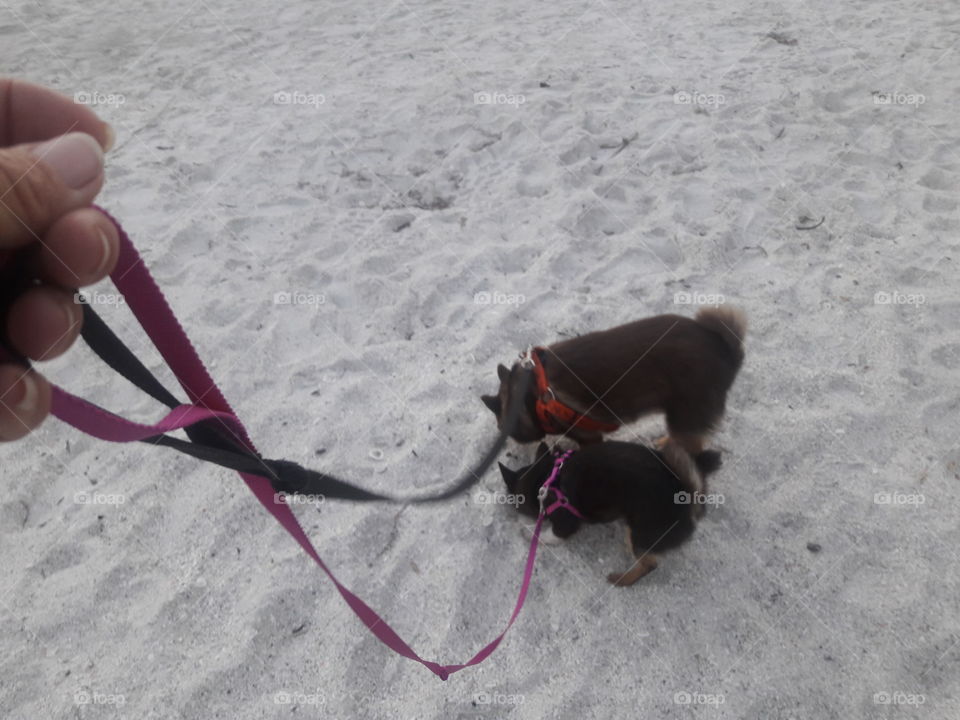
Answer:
537;485;548;514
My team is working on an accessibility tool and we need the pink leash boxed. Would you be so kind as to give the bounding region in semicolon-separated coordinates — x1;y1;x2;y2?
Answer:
35;208;558;680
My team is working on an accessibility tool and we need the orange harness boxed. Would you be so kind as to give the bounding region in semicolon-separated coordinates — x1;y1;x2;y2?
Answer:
528;347;621;435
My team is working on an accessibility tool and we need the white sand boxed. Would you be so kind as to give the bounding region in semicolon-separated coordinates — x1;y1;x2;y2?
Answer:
2;0;959;717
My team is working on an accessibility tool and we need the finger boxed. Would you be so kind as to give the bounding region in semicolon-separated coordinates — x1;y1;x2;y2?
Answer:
0;132;105;249
6;286;83;361
37;207;119;287
0;78;114;151
0;365;52;441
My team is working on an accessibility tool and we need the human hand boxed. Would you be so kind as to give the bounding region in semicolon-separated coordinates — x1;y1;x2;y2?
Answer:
0;78;117;441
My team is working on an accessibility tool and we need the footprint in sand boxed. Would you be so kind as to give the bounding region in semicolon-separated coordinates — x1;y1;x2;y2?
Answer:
569;205;630;237
384;212;416;232
850;192;892;225
918;168;955;192
930;343;960;369
668;177;714;224
33;541;89;577
558;136;599;166
922;194;958;213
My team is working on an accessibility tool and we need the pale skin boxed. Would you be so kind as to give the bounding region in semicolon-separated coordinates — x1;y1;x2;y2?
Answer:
0;78;118;441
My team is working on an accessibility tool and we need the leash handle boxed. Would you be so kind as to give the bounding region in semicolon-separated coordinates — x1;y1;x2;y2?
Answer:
42;207;540;679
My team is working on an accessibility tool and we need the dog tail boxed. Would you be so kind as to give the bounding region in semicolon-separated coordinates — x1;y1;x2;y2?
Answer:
660;440;705;497
695;306;747;360
694;449;723;477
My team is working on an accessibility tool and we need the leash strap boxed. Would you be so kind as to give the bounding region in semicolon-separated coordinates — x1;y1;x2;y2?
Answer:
74;275;524;503
24;207;541;678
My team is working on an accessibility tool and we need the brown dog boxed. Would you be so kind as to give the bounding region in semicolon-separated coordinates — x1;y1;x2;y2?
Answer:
481;307;746;451
499;440;722;585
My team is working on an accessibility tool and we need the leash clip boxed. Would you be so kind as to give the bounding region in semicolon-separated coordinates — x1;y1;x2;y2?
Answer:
537;485;548;514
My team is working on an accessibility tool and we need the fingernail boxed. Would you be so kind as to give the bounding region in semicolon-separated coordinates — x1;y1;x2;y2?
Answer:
102;124;116;153
63;299;81;333
9;373;38;413
32;132;104;189
90;227;113;278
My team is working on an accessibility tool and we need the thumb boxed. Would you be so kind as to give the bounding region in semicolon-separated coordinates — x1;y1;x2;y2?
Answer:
0;132;105;249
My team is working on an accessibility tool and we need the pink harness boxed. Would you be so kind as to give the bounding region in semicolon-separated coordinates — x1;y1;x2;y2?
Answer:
4;208;560;680
538;450;585;519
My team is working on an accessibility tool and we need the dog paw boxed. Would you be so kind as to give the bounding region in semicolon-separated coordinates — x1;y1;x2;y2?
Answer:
518;520;541;541
607;559;658;586
540;527;564;546
518;521;534;540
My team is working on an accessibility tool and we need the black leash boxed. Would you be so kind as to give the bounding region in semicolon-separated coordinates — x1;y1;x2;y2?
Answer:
78;303;522;503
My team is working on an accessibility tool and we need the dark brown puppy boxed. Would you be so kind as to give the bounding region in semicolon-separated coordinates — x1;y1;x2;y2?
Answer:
482;307;746;451
499;440;722;585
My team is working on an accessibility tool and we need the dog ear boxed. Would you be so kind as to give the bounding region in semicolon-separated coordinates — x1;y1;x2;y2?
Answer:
481;394;500;416
498;462;515;488
497;363;510;383
536;442;551;459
